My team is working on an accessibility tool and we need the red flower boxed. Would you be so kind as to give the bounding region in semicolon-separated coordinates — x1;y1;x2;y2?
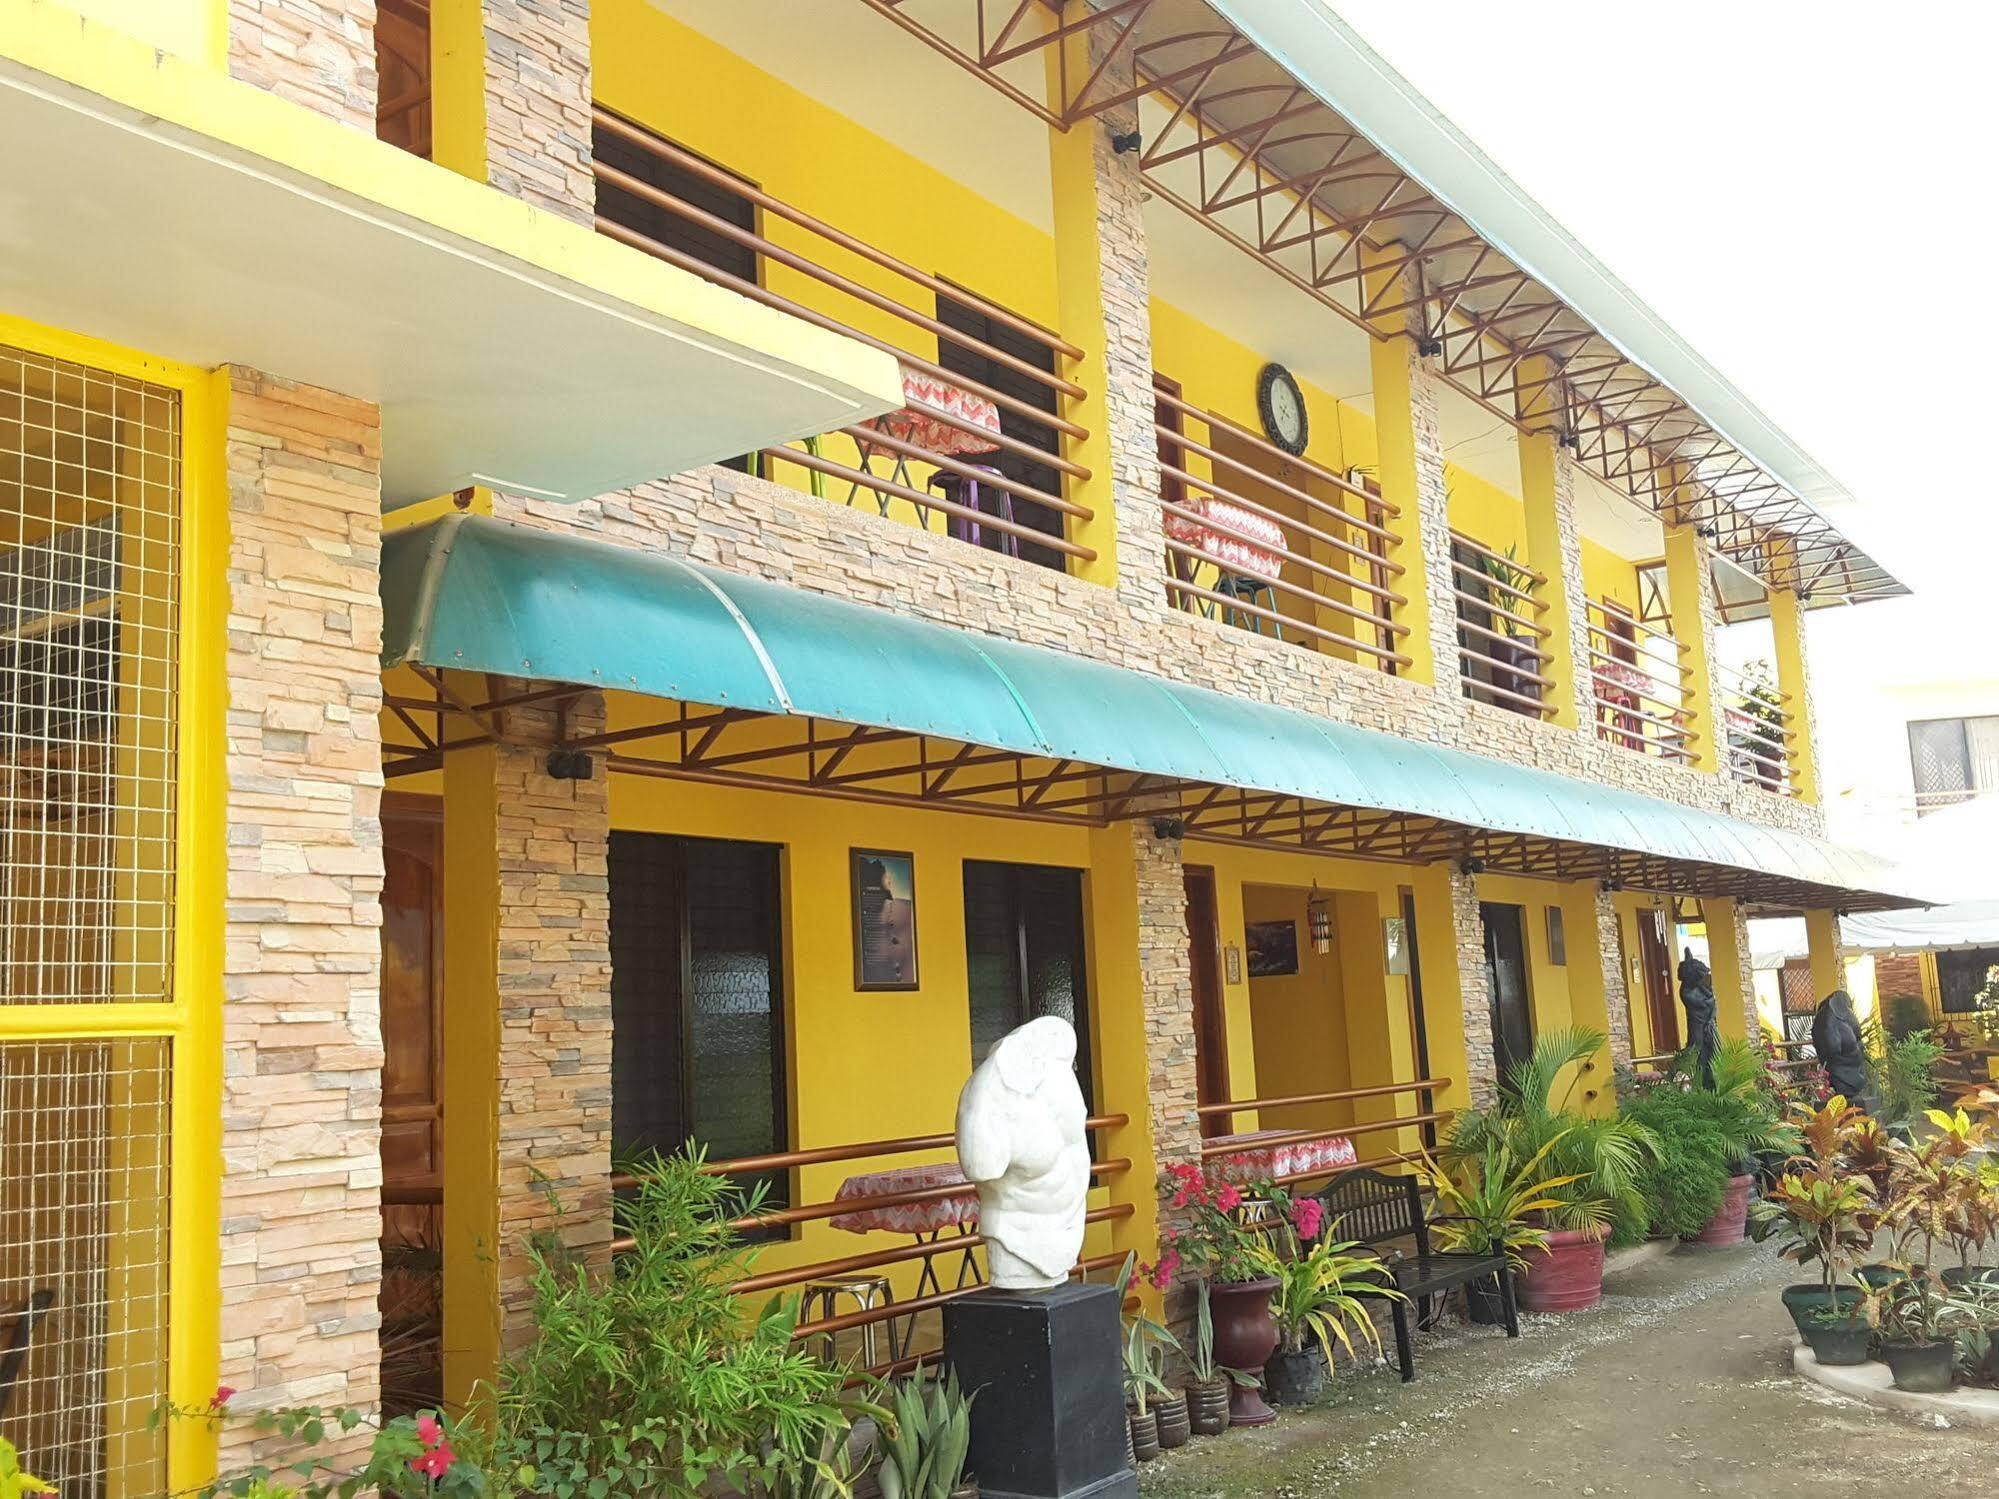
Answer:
209;1386;235;1412
1214;1184;1242;1213
415;1414;445;1448
410;1442;455;1480
1147;1248;1181;1289
1290;1197;1324;1243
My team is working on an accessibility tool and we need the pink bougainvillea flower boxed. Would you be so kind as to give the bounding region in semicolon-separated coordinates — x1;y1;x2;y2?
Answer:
209;1386;235;1411
1214;1183;1242;1213
415;1414;445;1448
410;1443;455;1480
1148;1248;1181;1289
1290;1197;1324;1242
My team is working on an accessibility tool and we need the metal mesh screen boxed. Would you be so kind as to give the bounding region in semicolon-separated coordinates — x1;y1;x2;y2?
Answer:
0;343;180;1005
0;1037;171;1495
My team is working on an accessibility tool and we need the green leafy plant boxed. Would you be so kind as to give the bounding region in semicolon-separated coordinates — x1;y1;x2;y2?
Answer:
1752;1168;1876;1300
160;1398;487;1498
1444;1027;1656;1235
1114;1252;1180;1416
1883;994;1931;1043
1618;1087;1733;1242
0;1438;52;1498
876;1371;973;1499
1258;1217;1398;1359
1870;1027;1944;1130
1415;1134;1581;1271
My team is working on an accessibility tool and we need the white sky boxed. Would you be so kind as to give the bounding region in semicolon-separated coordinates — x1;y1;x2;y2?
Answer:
1327;1;1999;836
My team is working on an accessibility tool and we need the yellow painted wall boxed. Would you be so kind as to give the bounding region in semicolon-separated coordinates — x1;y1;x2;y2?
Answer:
1241;883;1352;1133
53;0;223;64
593;0;1064;540
1446;463;1641;615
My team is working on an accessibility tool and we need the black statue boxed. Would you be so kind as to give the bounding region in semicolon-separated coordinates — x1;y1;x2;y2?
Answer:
1810;989;1872;1108
1677;949;1720;1088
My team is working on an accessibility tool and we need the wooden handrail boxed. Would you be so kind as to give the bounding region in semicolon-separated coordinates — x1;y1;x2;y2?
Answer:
1197;1078;1452;1118
1165;573;1415;669
1586;598;1684;654
1155;442;1407;581
1153;387;1396;516
1197;1110;1454;1158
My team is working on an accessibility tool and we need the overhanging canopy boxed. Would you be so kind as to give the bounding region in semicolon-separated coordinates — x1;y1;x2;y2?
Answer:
383;514;1925;911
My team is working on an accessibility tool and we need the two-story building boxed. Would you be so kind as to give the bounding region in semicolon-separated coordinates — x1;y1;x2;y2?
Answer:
0;0;1919;1490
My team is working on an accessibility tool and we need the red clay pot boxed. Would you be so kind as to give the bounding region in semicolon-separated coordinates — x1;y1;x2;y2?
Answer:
1694;1174;1754;1246
1514;1229;1605;1312
1206;1276;1279;1427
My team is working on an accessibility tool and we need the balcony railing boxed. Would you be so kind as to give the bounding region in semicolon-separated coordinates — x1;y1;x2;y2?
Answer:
1151;385;1412;670
1450;533;1554;718
1717;660;1796;795
1585;600;1694;763
591;106;1094;572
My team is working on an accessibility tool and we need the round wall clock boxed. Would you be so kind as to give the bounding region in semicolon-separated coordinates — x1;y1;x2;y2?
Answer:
1256;362;1309;456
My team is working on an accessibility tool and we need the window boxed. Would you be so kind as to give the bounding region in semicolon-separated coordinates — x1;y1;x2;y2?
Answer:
935;290;1066;570
963;861;1093;1110
1908;716;1999;814
1938;949;1999;1015
609;834;787;1201
376;0;432;157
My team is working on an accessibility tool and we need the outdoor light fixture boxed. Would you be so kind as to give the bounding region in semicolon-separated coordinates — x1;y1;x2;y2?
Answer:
1306;883;1332;955
546;748;594;781
1151;816;1186;842
1557;430;1578;450
1111;129;1143;155
1416;335;1443;357
1458;857;1485;876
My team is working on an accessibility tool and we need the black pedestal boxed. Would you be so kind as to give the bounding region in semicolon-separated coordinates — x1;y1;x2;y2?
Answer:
944;1282;1137;1499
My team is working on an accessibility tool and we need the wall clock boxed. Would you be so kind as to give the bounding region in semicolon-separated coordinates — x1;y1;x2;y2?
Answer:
1256;362;1308;456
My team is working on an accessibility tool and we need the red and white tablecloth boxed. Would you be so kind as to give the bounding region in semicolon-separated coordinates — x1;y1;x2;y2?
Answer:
1165;498;1286;577
1207;1129;1357;1183
829;1162;979;1235
856;368;1004;460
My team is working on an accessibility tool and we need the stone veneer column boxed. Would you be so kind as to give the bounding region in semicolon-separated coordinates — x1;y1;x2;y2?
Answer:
1804;907;1849;1014
229;0;378;129
1592;885;1636;1069
1367;305;1457;698
1519;424;1593;732
1046;11;1164;599
1447;866;1499;1106
440;687;613;1400
217;369;385;1456
1133;821;1199;1173
1662;469;1724;776
1703;895;1760;1040
433;0;595;225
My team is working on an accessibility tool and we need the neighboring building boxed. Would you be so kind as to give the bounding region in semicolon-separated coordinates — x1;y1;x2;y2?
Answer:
0;1;1917;1491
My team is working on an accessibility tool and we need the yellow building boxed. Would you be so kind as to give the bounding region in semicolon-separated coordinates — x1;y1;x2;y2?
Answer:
0;0;1919;1491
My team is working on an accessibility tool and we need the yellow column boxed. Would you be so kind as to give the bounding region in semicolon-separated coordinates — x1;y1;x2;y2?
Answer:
1335;889;1421;1154
429;0;490;183
1704;896;1757;1042
440;741;502;1408
1804;908;1848;1011
1767;544;1820;803
1407;864;1480;1114
1662;513;1719;774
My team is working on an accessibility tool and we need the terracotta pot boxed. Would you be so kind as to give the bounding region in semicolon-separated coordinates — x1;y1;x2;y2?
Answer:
1693;1174;1754;1245
1127;1407;1160;1463
1206;1276;1280;1427
1515;1229;1604;1312
1152;1390;1190;1450
1185;1378;1231;1436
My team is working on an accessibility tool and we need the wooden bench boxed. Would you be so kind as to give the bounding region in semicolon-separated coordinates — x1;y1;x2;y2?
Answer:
1312;1166;1516;1382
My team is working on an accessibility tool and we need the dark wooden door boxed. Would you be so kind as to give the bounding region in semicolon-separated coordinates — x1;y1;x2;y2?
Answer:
1480;901;1534;1085
380;795;442;1246
1636;906;1680;1053
1183;867;1230;1137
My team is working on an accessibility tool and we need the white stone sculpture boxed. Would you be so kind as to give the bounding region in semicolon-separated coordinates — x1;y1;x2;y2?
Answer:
955;1015;1091;1291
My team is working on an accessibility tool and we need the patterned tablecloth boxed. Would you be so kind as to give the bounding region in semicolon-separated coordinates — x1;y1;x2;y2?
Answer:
1165;498;1286;577
856;368;1004;460
1207;1129;1357;1183
829;1162;979;1235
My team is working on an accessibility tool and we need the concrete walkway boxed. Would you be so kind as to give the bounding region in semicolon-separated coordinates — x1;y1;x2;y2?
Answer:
1141;1246;1989;1497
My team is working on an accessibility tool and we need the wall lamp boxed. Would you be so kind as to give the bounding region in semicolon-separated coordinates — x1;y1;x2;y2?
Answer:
1151;817;1186;842
1110;129;1143;155
546;748;594;781
1458;857;1486;876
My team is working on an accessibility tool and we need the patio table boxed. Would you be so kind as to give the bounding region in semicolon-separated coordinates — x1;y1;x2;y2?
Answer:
1207;1128;1357;1185
830;1161;984;1300
851;367;1005;521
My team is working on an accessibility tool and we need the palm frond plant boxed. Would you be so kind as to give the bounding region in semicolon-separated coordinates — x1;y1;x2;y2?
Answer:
1444;1027;1657;1236
1414;1133;1583;1271
1257;1222;1399;1360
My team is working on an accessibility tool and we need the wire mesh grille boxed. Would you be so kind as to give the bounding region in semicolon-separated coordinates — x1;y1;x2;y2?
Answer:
0;342;180;1006
0;1036;171;1495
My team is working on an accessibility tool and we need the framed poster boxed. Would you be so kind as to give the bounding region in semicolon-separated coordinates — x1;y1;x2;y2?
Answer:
851;849;919;990
1382;916;1410;976
1245;919;1299;978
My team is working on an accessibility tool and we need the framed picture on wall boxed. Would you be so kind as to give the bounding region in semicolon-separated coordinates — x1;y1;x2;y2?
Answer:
1546;906;1568;966
851;849;919;990
1382;916;1410;976
1245;919;1299;978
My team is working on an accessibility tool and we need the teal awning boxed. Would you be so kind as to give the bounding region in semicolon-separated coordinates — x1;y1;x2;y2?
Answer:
383;514;1921;909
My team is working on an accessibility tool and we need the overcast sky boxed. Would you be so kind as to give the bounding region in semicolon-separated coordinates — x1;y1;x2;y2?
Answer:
1328;2;1999;826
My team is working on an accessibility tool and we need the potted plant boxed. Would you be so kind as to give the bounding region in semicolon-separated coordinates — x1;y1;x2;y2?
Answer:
1259;1197;1398;1406
1415;1135;1580;1323
877;1371;976;1499
1753;1166;1875;1336
1150;1162;1285;1427
1444;1028;1655;1311
1181;1279;1236;1436
1861;1267;1959;1392
1801;1283;1874;1367
1120;1314;1173;1462
1944;1275;1999;1388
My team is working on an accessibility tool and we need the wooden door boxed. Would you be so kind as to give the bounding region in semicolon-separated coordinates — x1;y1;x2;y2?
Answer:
1636;906;1680;1054
380;797;442;1242
1183;868;1231;1137
1480;901;1535;1085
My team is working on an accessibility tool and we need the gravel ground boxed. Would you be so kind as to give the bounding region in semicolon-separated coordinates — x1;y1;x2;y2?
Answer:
1139;1245;1991;1498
